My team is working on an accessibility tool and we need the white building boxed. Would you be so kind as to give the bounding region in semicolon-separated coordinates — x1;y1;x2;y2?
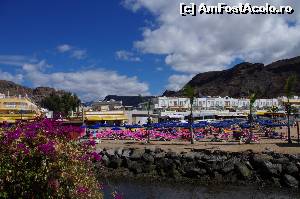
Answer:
153;96;279;110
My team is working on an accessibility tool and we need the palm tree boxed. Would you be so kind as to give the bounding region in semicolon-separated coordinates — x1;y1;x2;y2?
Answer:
245;92;257;144
146;98;152;144
183;85;196;144
285;75;296;144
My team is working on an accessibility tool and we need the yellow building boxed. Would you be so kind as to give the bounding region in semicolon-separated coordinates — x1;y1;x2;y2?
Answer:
0;96;40;123
85;111;128;125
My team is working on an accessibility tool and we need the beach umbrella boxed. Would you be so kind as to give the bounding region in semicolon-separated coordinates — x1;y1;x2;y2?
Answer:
111;127;122;131
80;125;87;129
90;123;101;129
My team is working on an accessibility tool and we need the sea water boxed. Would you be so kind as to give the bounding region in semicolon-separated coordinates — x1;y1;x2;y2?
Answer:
102;179;300;199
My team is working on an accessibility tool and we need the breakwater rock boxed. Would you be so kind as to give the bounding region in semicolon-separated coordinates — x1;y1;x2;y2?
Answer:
95;148;300;188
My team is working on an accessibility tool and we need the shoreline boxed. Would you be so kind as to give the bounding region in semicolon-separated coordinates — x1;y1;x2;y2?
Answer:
94;147;300;189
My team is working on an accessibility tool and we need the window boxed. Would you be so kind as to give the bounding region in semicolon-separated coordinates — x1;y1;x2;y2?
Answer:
4;102;16;108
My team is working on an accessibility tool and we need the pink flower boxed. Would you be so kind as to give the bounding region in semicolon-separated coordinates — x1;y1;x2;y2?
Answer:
76;186;89;194
38;141;55;156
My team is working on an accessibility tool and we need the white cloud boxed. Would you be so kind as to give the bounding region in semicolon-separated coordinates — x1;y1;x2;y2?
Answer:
0;70;23;83
124;0;300;75
166;74;194;91
115;50;141;62
57;44;72;53
156;67;163;71
56;44;87;60
0;54;149;101
0;55;37;66
71;49;87;60
20;61;149;101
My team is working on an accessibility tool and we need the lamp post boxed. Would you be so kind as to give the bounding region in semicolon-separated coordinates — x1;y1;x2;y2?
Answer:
81;107;85;125
297;120;299;144
147;99;152;144
20;109;23;121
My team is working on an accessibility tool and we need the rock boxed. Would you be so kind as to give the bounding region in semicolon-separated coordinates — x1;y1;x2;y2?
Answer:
102;155;110;166
220;161;235;173
263;147;274;154
174;159;182;167
122;149;131;158
105;149;115;157
272;153;285;159
284;163;299;176
184;152;196;161
201;154;212;161
166;167;181;179
271;177;282;187
213;171;223;182
252;154;273;166
155;152;166;159
194;152;205;160
166;151;178;159
223;171;238;183
252;154;281;176
116;148;123;157
221;164;234;174
130;149;145;160
235;163;252;179
289;154;300;161
145;148;154;154
127;161;143;174
261;162;282;177
245;161;254;170
154;148;163;153
122;157;131;168
95;148;103;154
167;56;300;99
142;153;154;163
160;158;175;170
142;164;156;173
272;157;290;165
282;174;299;188
184;168;206;178
109;157;122;169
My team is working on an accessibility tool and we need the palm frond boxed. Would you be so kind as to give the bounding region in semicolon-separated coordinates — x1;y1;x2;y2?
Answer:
285;75;297;99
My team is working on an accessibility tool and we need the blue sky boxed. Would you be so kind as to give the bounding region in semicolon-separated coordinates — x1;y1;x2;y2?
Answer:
0;0;299;101
0;0;172;100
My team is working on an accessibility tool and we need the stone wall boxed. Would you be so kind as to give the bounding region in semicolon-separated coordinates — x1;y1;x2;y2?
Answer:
95;148;300;188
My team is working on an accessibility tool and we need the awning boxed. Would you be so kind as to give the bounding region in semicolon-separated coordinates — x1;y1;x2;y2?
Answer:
86;115;128;121
256;111;267;116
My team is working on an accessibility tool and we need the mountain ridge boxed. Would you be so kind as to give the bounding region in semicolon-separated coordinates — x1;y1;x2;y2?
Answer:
164;56;300;98
0;80;70;105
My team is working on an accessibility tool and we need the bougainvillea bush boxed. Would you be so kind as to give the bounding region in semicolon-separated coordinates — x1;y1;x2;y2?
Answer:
0;119;102;198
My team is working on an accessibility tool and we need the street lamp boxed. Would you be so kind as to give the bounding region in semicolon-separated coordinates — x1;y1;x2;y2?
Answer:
20;109;24;121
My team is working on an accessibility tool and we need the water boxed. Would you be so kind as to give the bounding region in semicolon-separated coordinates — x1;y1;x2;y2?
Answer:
102;179;300;199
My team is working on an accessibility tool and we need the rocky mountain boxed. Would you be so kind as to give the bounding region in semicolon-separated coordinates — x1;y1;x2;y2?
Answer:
0;80;71;105
165;56;300;98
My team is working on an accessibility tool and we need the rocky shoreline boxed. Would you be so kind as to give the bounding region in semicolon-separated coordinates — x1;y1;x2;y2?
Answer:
94;147;300;189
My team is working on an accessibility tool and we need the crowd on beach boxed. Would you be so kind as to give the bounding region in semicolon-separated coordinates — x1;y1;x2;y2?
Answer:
83;119;291;144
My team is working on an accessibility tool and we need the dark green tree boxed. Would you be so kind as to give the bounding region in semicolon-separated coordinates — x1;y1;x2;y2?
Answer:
183;85;196;144
146;98;152;144
245;92;257;144
41;92;81;116
285;75;297;144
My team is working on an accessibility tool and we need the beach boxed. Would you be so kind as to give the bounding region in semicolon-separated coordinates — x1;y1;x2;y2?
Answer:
97;126;300;154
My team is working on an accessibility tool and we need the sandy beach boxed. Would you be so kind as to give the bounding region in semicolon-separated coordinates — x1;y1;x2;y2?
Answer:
97;126;300;154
